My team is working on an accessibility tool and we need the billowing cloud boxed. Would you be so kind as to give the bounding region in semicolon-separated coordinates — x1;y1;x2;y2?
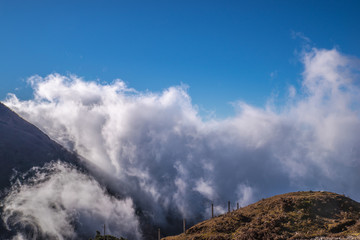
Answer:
3;47;360;236
2;161;141;240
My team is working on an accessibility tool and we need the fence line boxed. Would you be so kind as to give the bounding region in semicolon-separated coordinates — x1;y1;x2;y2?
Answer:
155;200;241;239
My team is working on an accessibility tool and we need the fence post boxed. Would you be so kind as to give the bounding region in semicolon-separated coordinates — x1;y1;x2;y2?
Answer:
237;202;239;210
183;218;186;234
228;201;230;213
103;224;106;240
158;228;160;240
211;203;214;218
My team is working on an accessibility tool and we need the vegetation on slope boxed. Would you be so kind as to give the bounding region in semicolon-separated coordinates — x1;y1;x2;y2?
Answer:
89;230;127;240
163;191;360;240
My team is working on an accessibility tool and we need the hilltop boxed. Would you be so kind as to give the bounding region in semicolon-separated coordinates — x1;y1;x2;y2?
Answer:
163;191;360;240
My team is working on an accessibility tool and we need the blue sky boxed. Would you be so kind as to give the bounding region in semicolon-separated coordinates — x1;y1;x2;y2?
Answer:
1;0;360;117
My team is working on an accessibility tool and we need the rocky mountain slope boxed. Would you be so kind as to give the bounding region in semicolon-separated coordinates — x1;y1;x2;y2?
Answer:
164;191;360;240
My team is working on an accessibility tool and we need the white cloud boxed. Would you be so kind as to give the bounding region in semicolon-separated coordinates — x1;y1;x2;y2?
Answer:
236;184;255;207
2;161;141;240
288;85;296;98
4;47;360;235
194;178;217;200
291;31;311;43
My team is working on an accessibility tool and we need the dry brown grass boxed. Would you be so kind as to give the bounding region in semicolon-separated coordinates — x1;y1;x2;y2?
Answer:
163;191;360;240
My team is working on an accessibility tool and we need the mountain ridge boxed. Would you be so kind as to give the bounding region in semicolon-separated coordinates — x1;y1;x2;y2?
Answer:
0;101;80;189
0;102;83;238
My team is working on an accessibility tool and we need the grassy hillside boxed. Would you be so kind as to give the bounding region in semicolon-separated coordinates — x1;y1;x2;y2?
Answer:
163;191;360;240
89;231;127;240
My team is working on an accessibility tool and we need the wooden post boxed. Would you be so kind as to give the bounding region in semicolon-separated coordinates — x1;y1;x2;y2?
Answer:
211;203;214;218
103;224;106;239
158;228;160;240
183;218;186;234
237;202;239;210
228;201;230;213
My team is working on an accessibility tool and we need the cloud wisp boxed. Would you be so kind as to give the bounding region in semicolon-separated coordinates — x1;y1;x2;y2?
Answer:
3;47;360;237
2;161;141;240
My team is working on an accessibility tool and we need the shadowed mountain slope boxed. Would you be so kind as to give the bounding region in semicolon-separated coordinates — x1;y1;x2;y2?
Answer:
164;191;360;240
0;102;80;189
0;102;82;238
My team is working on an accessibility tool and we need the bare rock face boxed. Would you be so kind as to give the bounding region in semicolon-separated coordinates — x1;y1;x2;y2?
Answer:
164;191;360;240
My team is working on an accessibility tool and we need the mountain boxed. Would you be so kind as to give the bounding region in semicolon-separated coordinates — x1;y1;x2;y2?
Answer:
0;102;79;189
0;102;82;238
164;191;360;240
0;102;149;240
